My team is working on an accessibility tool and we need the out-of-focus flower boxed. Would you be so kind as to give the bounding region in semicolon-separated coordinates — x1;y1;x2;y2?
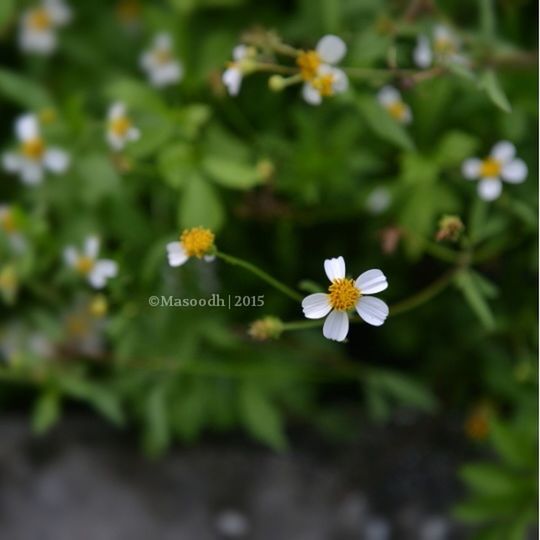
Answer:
0;205;27;253
377;86;412;124
64;236;118;289
379;227;402;255
414;25;466;69
462;141;527;201
2;114;69;186
0;265;19;304
116;0;141;29
167;227;216;267
222;45;257;96
248;316;283;341
302;256;389;342
436;215;464;242
298;35;349;105
366;187;391;215
19;0;71;55
0;324;55;365
140;33;183;88
106;102;140;151
465;402;493;441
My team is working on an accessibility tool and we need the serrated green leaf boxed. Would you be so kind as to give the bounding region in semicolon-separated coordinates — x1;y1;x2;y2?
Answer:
179;174;225;231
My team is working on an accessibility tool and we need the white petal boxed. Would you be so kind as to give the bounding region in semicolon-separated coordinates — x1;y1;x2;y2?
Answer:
377;86;400;106
63;246;78;266
222;67;243;96
302;83;322;105
316;35;347;64
149;62;182;87
501;159;527;184
355;269;388;295
401;104;413;125
43;148;69;173
477;178;502;201
331;68;348;93
2;152;22;172
413;36;432;68
107;132;125;150
154;33;172;49
322;310;349;342
302;293;332;319
355;296;389;327
490;141;515;164
462;158;482;180
20;162;43;185
88;261;116;289
365;187;391;214
166;241;188;267
108;102;126;119
20;28;57;55
204;254;215;262
84;236;100;258
127;127;140;142
434;25;452;42
232;44;248;61
44;0;72;25
16;114;39;141
324;256;346;282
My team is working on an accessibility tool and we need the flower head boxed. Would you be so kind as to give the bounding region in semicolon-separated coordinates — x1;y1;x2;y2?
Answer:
0;205;26;253
377;86;412;124
248;316;283;341
106;102;140;150
462;141;527;201
2;114;69;185
222;45;257;96
414;25;466;69
298;35;349;105
19;0;71;55
140;33;183;88
302;257;389;342
64;236;118;289
166;227;216;267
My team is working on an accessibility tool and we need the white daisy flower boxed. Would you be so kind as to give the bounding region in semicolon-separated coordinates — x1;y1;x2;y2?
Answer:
140;33;183;88
365;187;391;215
297;35;349;105
0;205;26;253
462;141;527;201
222;45;257;96
2;113;70;186
377;86;412;124
413;25;466;69
106;102;140;150
19;0;72;56
302;256;389;342
64;236;118;289
167;227;215;267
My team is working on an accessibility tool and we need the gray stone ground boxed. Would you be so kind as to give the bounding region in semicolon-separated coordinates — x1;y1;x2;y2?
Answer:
0;413;472;540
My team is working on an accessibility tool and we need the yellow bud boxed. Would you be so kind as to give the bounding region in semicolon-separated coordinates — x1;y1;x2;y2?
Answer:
268;75;285;92
248;316;283;341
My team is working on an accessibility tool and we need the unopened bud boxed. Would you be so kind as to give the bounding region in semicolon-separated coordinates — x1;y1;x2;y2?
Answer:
436;215;464;242
268;75;285;92
256;159;275;181
89;294;108;318
248;316;283;341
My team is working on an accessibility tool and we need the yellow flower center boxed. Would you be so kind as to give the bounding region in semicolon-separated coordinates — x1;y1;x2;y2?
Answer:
153;48;172;65
434;37;456;56
180;227;215;258
21;138;45;160
109;116;132;137
297;50;321;81
479;157;501;178
387;101;407;122
27;8;52;31
89;294;108;318
66;314;90;337
328;278;360;311
0;211;17;233
311;73;335;96
75;256;95;274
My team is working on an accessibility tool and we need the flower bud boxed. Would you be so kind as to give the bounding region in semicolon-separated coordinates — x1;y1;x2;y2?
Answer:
436;215;464;242
268;75;285;92
248;316;283;341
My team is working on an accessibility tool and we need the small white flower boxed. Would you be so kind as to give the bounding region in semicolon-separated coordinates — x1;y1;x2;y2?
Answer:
166;227;215;267
302;256;389;342
0;205;26;253
413;25;466;69
2;113;69;186
222;45;257;96
64;236;118;289
106;102;140;150
462;141;527;201
298;35;349;105
366;187;392;215
19;0;72;55
140;33;183;88
377;86;412;124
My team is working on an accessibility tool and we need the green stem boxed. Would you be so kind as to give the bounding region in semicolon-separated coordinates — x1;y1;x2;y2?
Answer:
216;251;303;302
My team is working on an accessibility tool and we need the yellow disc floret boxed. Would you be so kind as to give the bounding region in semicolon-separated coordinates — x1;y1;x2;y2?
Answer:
153;48;172;65
180;227;215;258
297;50;321;81
75;256;95;274
434;37;456;56
387;101;407;122
0;210;17;234
109;116;132;137
27;7;52;31
328;278;360;311
311;73;335;97
21;138;45;160
479;157;502;178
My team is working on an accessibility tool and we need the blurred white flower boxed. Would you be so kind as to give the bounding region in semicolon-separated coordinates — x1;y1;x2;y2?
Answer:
2;113;70;186
19;0;72;55
462;141;527;201
222;45;256;96
167;227;215;267
0;205;26;253
302;256;389;342
140;33;183;88
0;323;54;365
106;102;140;150
298;35;349;105
365;187;391;215
377;86;412;124
413;25;466;69
64;236;118;289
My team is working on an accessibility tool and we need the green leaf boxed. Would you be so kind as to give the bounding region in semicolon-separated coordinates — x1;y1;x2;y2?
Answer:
75;153;121;203
490;419;535;468
479;0;496;42
434;131;479;168
126;115;174;158
357;95;414;151
239;382;287;450
479;70;512;113
105;78;167;114
32;389;61;434
446;62;476;81
143;385;170;457
0;0;15;30
158;142;197;189
203;155;263;190
172;380;207;442
454;495;519;523
454;269;496;330
460;463;526;496
179;174;225;231
0;68;52;109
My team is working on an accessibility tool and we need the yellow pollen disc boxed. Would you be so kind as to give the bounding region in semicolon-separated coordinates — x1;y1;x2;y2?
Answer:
0;211;17;234
296;50;321;81
109;116;132;137
75;256;95;274
387;101;407;121
312;74;335;97
180;227;215;258
21;138;45;160
153;48;172;65
479;157;501;178
27;8;52;31
434;37;456;55
328;278;360;311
